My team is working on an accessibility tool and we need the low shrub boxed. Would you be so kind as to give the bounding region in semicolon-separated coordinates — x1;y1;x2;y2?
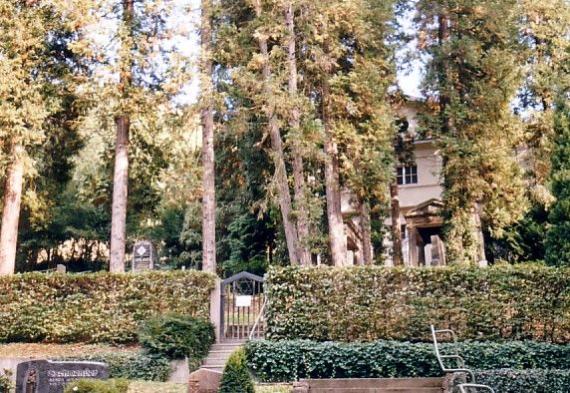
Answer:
245;339;570;382
219;348;255;393
58;352;172;382
446;369;570;393
138;314;215;370
63;378;129;393
0;369;12;393
265;264;570;342
0;270;215;344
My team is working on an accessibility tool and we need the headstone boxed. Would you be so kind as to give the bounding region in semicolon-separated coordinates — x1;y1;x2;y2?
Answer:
132;240;156;272
56;264;66;274
16;360;108;393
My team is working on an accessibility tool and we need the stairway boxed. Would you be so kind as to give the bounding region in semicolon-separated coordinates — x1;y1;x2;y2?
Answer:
200;341;245;372
295;377;445;393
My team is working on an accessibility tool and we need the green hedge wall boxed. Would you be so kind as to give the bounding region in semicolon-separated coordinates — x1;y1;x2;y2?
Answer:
265;264;570;342
0;271;215;343
474;369;570;393
245;340;570;382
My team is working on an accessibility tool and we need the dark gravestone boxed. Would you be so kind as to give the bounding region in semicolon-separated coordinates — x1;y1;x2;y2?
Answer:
16;360;108;393
132;240;156;272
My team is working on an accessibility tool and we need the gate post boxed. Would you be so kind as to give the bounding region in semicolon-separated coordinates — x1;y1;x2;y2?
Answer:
209;277;221;343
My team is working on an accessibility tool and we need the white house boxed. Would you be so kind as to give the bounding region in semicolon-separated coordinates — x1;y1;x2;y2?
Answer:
342;97;485;267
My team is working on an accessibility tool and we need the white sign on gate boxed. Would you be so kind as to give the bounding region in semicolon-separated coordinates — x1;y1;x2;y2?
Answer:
235;295;252;307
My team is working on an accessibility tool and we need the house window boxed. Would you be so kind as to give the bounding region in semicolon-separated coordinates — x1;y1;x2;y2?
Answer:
397;165;418;185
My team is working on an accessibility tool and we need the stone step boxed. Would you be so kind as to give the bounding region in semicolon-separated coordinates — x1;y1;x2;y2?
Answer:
210;344;243;351
307;378;443;389
205;352;233;360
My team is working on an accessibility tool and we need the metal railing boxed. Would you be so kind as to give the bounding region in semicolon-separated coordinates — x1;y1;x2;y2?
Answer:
430;325;495;393
458;384;495;393
249;297;267;340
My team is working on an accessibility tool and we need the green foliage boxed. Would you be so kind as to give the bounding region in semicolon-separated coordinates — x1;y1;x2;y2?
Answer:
265;265;570;342
245;339;570;383
474;369;570;393
63;379;129;393
219;348;255;393
546;101;570;266
0;369;12;393
138;314;214;370
59;352;171;382
0;271;215;343
416;0;527;263
486;206;547;263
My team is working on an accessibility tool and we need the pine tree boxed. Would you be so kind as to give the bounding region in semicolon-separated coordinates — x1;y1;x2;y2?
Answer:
516;0;570;211
545;100;570;266
67;0;188;272
109;0;134;273
416;0;527;264
0;0;69;275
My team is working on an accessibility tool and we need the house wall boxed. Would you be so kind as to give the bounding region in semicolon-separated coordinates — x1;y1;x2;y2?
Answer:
399;141;443;209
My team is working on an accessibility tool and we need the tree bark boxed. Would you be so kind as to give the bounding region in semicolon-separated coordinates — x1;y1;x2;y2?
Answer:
110;116;130;273
109;0;134;273
321;81;347;266
285;2;311;266
254;0;300;265
390;182;403;266
360;200;373;265
201;0;216;273
0;143;25;275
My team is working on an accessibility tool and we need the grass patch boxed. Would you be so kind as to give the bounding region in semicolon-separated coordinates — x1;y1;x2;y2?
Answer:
0;343;138;358
127;382;186;393
124;382;291;393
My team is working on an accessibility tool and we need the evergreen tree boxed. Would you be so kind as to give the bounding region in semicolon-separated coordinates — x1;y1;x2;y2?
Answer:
416;0;527;264
67;0;190;272
545;100;570;266
0;0;73;274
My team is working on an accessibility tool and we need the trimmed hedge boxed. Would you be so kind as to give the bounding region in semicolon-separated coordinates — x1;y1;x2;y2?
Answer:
59;352;172;382
265;264;570;342
0;271;215;343
475;369;570;393
138;314;215;362
445;369;570;393
245;340;570;382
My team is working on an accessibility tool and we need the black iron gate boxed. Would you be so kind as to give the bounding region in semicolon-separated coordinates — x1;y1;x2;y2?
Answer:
220;272;266;341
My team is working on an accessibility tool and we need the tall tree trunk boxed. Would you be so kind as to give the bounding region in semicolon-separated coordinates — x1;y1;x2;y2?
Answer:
285;2;311;266
0;143;25;275
201;0;216;273
321;81;347;266
254;0;300;265
360;200;373;265
390;182;403;266
110;116;130;273
109;0;134;273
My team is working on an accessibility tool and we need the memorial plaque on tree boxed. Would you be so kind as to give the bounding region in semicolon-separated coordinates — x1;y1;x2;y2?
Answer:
16;360;108;393
132;240;156;272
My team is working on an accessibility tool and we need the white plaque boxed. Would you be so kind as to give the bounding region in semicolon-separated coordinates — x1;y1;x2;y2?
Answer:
235;295;252;307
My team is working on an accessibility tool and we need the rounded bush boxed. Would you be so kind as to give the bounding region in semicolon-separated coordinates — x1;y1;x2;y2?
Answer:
219;348;255;393
138;314;215;361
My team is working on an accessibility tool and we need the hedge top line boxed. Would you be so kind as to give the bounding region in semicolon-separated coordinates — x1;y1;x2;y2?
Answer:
0;269;218;281
266;262;570;275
